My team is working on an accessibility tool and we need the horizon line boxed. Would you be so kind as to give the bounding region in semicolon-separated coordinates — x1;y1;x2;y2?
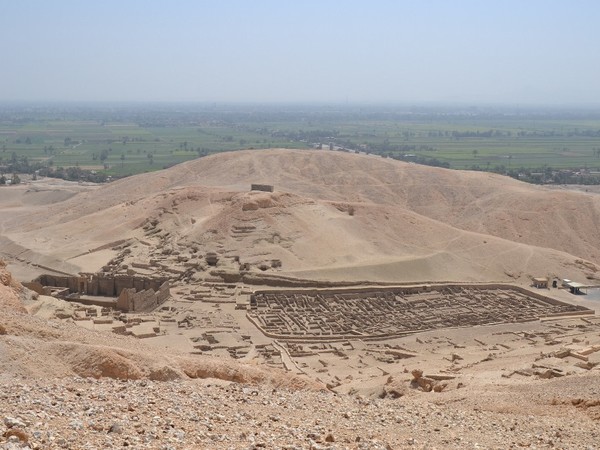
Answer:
2;100;600;110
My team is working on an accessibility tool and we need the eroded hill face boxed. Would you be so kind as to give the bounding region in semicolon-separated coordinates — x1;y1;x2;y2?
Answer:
0;149;599;284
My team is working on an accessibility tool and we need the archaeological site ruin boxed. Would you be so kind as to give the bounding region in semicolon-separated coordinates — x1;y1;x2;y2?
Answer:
248;284;594;341
26;272;170;313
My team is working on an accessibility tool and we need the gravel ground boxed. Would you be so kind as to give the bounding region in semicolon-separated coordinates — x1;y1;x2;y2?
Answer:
2;375;599;450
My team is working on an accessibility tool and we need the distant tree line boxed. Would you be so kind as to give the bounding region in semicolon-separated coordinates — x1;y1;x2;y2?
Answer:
388;153;450;169
0;174;20;185
0;155;107;183
356;141;448;168
40;166;107;183
448;130;511;138
468;164;600;185
373;140;437;153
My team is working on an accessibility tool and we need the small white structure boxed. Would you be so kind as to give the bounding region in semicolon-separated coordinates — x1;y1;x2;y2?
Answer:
564;280;588;295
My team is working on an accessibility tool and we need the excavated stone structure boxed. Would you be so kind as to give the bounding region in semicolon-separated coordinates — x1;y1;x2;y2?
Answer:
27;273;170;312
117;281;170;312
248;284;593;341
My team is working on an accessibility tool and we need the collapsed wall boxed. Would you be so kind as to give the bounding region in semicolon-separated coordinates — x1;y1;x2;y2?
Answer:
117;281;170;312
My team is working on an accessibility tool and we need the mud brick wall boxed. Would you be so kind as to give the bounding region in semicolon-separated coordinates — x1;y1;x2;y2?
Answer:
117;288;134;311
22;281;44;295
34;274;168;297
133;278;146;292
147;278;164;292
114;275;134;295
250;184;274;192
87;277;99;295
116;281;170;312
157;281;170;303
97;276;116;296
36;274;79;292
132;289;157;312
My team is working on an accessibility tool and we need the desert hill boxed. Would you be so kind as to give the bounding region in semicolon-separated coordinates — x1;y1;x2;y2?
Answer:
1;148;599;284
2;151;600;448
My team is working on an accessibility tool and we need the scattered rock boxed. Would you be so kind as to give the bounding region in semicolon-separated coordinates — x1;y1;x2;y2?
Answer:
3;417;26;429
553;348;571;359
410;369;436;392
411;369;423;381
108;422;123;434
433;383;448;393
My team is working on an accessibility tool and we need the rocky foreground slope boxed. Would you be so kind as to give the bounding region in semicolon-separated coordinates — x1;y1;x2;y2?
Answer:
2;260;600;449
3;374;600;450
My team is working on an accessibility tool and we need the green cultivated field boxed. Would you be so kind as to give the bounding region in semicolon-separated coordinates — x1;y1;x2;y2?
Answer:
2;104;600;183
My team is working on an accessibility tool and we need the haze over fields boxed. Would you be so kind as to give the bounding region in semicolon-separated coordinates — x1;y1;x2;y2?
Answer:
2;1;600;105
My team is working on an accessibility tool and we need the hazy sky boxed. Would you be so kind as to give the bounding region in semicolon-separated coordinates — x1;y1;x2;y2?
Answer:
1;0;599;105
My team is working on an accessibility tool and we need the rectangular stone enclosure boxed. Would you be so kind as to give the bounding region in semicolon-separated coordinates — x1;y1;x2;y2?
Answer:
250;184;274;192
247;284;594;341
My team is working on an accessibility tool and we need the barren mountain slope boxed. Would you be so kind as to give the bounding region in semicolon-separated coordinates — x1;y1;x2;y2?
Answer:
175;149;600;265
1;149;599;283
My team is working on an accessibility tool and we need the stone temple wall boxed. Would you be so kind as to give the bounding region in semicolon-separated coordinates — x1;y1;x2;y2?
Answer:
35;273;168;297
117;281;170;312
34;274;170;312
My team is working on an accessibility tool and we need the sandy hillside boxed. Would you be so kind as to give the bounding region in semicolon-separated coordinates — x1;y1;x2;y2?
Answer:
1;150;600;448
1;149;599;284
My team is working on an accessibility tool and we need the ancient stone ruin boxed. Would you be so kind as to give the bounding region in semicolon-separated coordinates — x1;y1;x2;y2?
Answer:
250;184;274;192
26;273;171;313
116;281;170;312
248;284;593;341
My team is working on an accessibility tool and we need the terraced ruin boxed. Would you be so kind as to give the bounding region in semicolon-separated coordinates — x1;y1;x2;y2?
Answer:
248;285;594;341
